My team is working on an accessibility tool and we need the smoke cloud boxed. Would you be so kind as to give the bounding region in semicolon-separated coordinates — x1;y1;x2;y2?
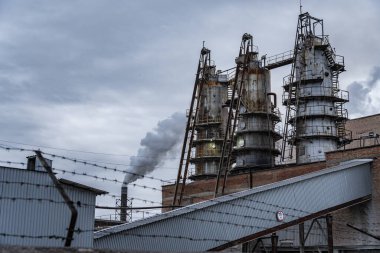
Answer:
123;112;186;184
347;66;380;116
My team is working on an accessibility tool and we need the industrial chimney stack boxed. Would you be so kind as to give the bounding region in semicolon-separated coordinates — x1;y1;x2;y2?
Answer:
120;185;128;222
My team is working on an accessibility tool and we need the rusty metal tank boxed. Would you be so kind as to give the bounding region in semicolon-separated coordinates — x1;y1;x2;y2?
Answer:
190;65;229;178
234;48;282;170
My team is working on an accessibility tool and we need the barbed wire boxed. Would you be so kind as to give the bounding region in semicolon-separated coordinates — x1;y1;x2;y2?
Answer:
0;179;163;207
78;219;378;245
0;144;176;185
0;139;181;159
0;154;372;228
0;233;66;240
1;191;377;244
0;160;26;167
0;179;56;189
0;191;305;223
0;156;177;171
53;167;164;192
1;143;379;246
97;194;162;205
0;158;344;224
40;153;173;184
0;175;313;222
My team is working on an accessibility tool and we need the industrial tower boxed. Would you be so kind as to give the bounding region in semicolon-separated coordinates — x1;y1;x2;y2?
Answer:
189;55;229;178
215;34;282;196
172;47;229;206
281;12;350;164
233;34;282;171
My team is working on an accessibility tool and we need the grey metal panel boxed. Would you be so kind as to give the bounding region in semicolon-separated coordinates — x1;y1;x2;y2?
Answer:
94;159;372;252
0;166;97;247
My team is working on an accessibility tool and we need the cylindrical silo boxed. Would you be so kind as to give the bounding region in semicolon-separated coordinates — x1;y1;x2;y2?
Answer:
233;38;282;171
190;65;229;179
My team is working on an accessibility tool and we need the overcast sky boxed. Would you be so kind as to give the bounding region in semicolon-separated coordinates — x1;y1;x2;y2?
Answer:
0;0;379;219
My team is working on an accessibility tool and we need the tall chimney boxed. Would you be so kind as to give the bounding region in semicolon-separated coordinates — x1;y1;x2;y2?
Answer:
120;185;128;222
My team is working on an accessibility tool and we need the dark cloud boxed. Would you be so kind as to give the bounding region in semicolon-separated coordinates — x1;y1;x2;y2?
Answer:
0;0;378;217
347;66;380;116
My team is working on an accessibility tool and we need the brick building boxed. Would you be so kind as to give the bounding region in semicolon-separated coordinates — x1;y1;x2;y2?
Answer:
343;114;380;149
162;114;380;251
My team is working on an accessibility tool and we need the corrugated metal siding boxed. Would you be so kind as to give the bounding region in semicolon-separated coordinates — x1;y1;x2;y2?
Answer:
94;159;372;252
0;167;96;247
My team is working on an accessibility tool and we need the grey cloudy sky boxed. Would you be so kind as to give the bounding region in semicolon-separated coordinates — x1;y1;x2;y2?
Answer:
0;0;379;218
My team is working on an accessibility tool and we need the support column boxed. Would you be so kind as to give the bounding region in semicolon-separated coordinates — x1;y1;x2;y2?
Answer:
271;233;278;253
299;223;305;253
326;214;334;253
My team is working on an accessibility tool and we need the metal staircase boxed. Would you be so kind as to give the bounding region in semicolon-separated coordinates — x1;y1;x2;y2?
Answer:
320;41;350;147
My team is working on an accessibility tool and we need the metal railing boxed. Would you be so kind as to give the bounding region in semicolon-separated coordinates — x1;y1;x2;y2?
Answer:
266;50;294;66
196;116;222;125
196;130;225;140
292;125;338;138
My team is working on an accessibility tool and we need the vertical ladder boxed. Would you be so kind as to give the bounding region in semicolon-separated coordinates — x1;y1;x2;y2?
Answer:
214;33;253;197
281;14;306;161
172;47;211;207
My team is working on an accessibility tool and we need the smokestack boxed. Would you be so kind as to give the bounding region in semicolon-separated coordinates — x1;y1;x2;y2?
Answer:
120;185;128;222
123;112;185;184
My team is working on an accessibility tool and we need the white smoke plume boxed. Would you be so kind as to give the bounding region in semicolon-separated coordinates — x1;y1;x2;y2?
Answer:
347;66;380;116
123;112;186;184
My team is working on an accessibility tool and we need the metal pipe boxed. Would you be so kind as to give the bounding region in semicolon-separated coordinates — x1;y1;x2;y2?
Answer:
326;214;334;253
35;151;78;247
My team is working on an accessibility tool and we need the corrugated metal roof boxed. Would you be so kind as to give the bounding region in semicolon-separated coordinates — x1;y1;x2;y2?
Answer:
94;159;372;252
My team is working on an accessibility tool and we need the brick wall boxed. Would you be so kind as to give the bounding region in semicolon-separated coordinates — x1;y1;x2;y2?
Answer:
162;161;326;209
343;114;380;149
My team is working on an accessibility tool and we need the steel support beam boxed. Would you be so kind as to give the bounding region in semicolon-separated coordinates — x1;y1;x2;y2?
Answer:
326;214;333;253
299;223;305;253
35;151;78;247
